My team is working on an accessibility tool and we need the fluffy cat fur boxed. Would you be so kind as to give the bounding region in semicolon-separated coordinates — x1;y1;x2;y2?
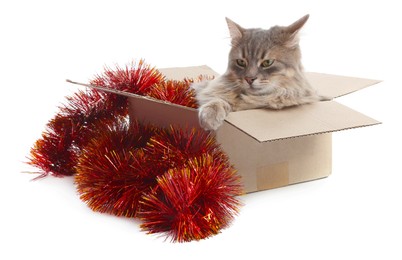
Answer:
192;14;327;130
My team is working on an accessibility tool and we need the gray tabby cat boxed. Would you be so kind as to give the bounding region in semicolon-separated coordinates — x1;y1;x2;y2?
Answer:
192;14;327;130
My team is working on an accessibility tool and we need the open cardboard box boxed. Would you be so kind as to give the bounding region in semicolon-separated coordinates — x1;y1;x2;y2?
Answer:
84;65;381;193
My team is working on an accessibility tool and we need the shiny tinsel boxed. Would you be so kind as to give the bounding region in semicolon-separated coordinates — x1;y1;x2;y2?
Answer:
139;155;243;242
147;79;198;108
27;60;243;242
75;117;157;217
28;61;163;177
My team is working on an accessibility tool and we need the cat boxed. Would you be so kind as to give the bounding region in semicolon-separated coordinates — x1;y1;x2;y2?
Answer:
192;14;328;131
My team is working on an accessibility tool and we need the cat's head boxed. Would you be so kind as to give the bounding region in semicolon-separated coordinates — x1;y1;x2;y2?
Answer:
224;15;309;94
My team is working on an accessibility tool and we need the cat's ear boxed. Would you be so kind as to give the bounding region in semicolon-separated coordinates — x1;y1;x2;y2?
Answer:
285;14;309;47
226;17;244;45
287;14;309;34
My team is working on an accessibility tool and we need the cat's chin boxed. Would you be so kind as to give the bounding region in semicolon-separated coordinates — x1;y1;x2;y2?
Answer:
242;85;274;95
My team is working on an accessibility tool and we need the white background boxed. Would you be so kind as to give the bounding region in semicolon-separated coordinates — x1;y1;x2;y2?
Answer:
1;0;401;259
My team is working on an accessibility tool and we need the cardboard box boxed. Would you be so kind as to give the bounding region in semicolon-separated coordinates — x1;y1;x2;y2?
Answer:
83;65;381;193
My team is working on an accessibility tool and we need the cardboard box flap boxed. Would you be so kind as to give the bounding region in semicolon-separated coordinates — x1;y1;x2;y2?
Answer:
224;101;380;142
128;94;200;130
66;80;200;130
305;72;381;98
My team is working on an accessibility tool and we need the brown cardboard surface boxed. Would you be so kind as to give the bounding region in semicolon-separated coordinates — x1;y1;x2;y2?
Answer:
305;72;381;98
256;162;289;190
128;95;200;130
224;101;380;142
216;122;332;193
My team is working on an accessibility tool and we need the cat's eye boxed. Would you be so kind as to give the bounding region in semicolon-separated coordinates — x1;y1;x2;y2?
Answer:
236;59;247;68
261;59;275;68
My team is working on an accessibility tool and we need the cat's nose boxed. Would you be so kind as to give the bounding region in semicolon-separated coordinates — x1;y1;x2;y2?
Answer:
245;77;257;85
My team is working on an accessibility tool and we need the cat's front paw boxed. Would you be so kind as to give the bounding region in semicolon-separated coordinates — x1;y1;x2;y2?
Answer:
198;99;231;131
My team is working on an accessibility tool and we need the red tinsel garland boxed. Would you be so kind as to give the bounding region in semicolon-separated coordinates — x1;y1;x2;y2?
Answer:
27;60;243;242
90;60;163;95
75;117;157;217
139;155;242;242
145;126;222;173
28;60;163;177
147;79;198;108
